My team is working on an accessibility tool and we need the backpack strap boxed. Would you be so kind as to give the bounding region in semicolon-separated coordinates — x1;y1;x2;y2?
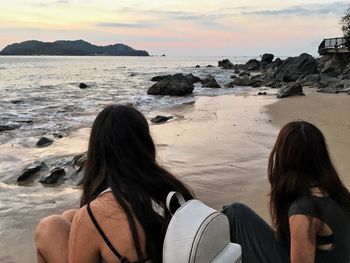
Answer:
166;191;186;215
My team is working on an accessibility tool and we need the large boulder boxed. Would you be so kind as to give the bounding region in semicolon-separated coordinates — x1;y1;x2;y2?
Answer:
261;53;274;64
277;83;304;98
218;59;234;69
147;73;194;96
242;59;260;71
201;75;221;88
274;53;318;82
320;54;348;77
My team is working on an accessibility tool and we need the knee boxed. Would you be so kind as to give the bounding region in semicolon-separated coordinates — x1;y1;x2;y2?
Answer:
222;203;254;221
35;215;70;245
61;209;78;222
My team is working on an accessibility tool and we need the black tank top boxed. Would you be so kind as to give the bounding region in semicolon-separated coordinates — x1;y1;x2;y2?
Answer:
288;196;350;263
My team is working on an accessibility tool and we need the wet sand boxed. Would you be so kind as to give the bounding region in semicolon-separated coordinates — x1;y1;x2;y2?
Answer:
1;88;349;262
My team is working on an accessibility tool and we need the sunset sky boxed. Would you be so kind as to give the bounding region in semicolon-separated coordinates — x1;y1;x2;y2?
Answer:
0;0;348;56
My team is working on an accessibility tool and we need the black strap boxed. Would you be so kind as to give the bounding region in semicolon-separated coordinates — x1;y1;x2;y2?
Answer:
86;203;150;263
87;203;129;262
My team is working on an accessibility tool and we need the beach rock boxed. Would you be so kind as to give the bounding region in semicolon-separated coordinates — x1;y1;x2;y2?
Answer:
317;87;340;94
348;90;350;95
10;99;24;104
274;53;318;82
206;65;214;67
195;65;200;68
67;169;84;186
17;162;46;182
234;69;240;74
230;75;238;79
39;167;66;184
0;124;19;132
261;53;274;64
147;73;194;96
320;54;348;77
342;61;350;79
201;75;221;88
243;59;260;71
226;76;263;87
218;59;234;69
298;74;320;86
317;82;344;94
79;83;88;89
36;137;53;148
239;71;250;77
72;152;87;167
266;58;283;72
150;75;171;82
277;83;304;98
258;92;267;96
186;73;201;84
150;115;173;124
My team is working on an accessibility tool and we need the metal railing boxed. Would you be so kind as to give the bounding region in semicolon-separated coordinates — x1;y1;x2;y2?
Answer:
318;37;350;55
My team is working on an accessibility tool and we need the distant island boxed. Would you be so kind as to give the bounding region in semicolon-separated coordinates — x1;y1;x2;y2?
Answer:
0;40;149;56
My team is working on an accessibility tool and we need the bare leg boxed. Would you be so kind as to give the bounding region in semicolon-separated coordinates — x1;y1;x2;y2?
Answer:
35;210;77;263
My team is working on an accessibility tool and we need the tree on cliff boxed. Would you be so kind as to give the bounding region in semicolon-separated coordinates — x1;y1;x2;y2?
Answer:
341;6;350;37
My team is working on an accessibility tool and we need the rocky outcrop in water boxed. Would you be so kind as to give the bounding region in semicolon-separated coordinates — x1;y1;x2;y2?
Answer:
217;52;350;97
147;73;195;96
274;53;318;82
218;59;235;69
201;75;221;88
79;83;88;89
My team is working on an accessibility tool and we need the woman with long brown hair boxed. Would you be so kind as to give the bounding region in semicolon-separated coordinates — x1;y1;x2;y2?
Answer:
35;104;193;263
223;121;350;262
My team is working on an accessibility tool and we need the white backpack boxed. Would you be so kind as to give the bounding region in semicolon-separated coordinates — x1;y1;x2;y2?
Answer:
163;192;242;263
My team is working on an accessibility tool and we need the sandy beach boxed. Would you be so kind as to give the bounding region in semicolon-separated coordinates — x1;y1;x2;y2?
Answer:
1;88;349;262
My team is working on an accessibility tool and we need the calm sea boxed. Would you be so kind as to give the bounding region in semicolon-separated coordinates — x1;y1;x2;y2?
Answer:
0;55;254;144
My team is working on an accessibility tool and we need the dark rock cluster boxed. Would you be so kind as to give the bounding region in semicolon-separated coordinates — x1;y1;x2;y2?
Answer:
148;52;350;98
16;153;87;186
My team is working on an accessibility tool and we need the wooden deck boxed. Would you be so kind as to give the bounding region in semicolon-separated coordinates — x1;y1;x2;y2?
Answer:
318;37;350;55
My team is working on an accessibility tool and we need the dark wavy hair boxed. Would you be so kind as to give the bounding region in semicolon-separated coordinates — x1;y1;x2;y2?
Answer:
81;104;193;263
268;121;350;241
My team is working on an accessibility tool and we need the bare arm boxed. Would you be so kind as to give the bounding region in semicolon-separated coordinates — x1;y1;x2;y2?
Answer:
289;215;316;263
68;207;100;263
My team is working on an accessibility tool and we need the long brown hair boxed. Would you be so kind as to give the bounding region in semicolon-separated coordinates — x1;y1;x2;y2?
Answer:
81;105;193;263
268;121;350;241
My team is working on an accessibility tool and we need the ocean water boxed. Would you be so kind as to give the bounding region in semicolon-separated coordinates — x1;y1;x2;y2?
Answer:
0;55;254;145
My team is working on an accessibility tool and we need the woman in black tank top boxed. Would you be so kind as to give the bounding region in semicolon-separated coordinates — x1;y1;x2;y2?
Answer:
223;121;350;263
